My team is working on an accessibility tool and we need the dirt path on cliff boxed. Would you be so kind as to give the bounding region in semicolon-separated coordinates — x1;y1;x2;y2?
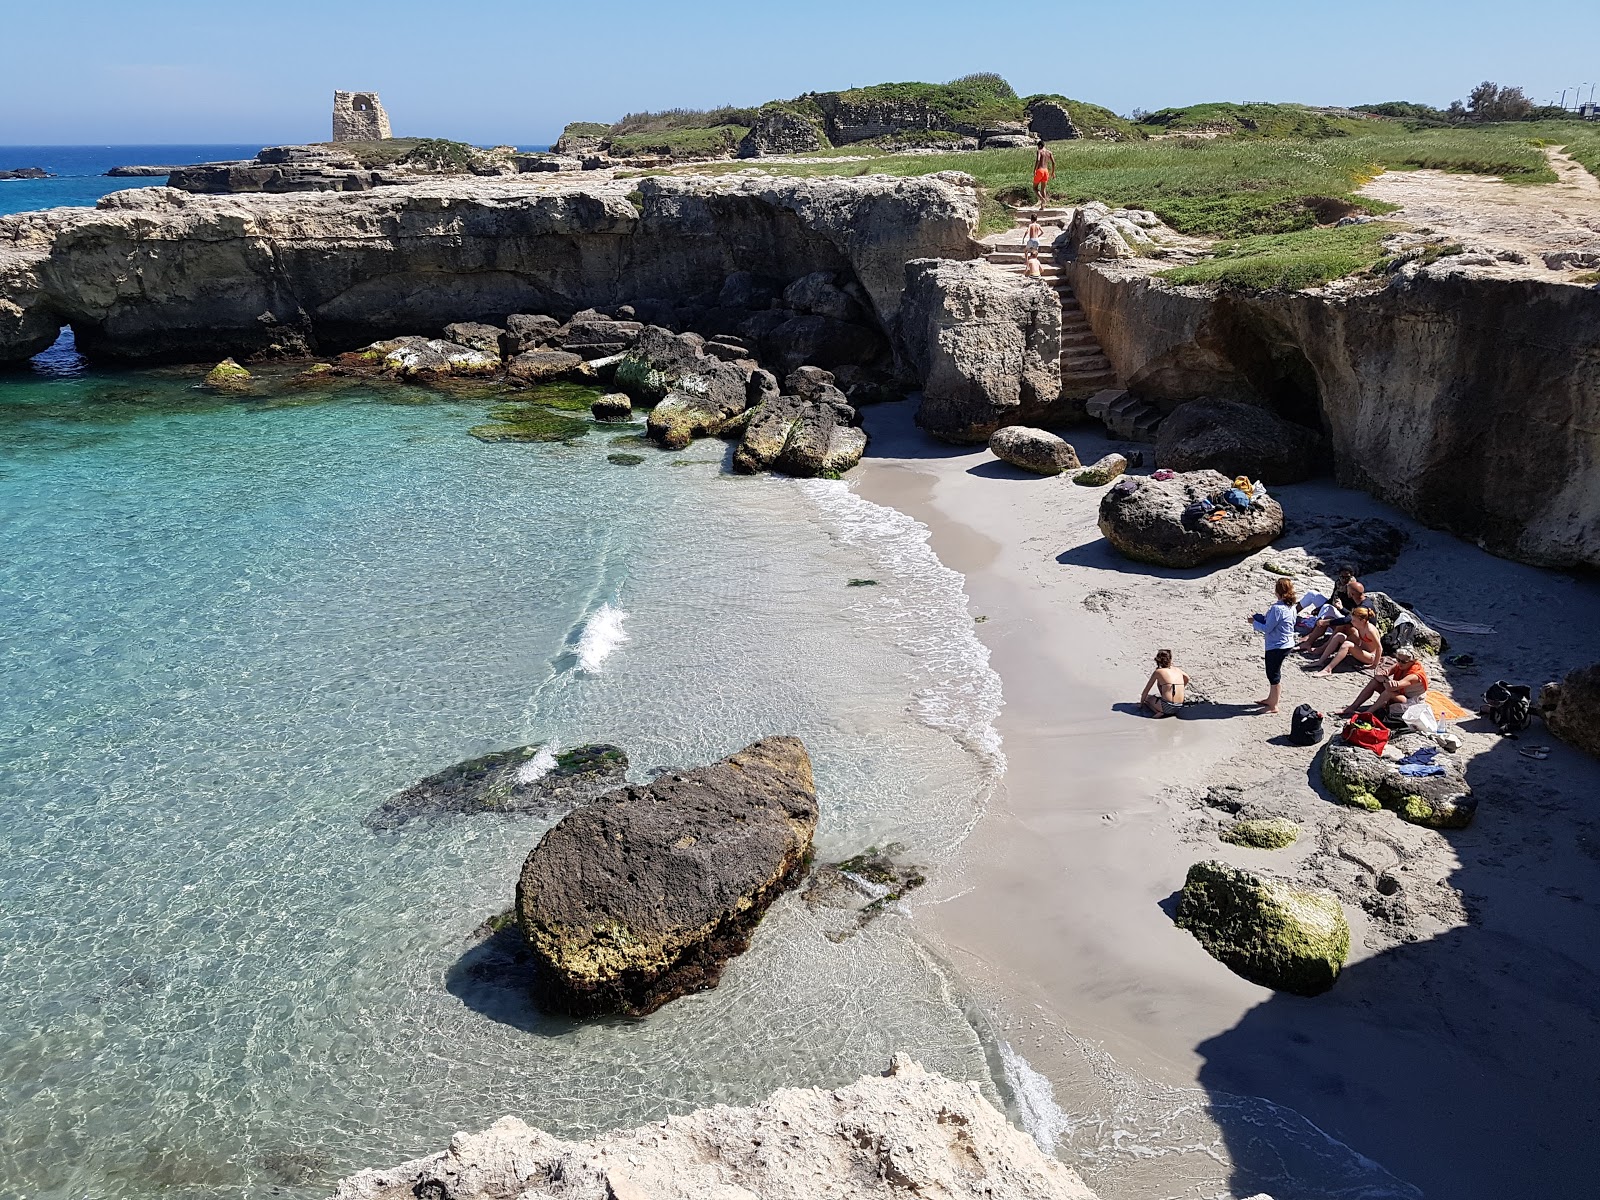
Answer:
1360;147;1600;269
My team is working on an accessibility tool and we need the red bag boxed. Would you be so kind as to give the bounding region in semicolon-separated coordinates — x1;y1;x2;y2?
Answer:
1341;714;1390;755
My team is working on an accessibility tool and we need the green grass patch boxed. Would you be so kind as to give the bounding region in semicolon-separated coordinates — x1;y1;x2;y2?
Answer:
1161;223;1393;290
1138;102;1368;140
606;125;749;158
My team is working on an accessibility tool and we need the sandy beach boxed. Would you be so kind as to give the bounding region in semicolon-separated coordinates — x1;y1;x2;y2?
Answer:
855;402;1600;1200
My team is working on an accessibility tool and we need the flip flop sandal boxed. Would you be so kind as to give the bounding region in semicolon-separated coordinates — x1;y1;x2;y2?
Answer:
1517;745;1550;760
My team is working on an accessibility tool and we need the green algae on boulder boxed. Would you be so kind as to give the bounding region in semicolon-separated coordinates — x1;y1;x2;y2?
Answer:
201;357;252;392
469;404;590;443
1319;733;1475;828
516;736;817;1016
1175;860;1349;996
522;380;604;412
607;452;645;466
365;742;628;831
1220;816;1300;849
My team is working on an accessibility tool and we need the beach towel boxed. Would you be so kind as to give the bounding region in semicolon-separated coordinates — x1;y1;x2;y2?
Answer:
1398;763;1446;777
1423;691;1472;721
1398;745;1440;766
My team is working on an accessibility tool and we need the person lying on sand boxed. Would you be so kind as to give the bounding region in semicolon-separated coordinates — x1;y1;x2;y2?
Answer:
1339;645;1429;717
1141;649;1189;718
1312;606;1380;675
1298;575;1364;653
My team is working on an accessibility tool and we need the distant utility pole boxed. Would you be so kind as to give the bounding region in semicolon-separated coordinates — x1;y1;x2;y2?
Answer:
1560;88;1570;109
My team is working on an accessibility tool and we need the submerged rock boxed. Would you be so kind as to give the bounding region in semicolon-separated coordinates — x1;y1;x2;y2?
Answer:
366;743;628;831
332;1055;1099;1200
988;426;1079;475
515;736;817;1016
1155;398;1326;485
1542;663;1600;760
1098;469;1284;567
590;392;632;421
1175;860;1350;995
468;403;589;443
1320;732;1474;828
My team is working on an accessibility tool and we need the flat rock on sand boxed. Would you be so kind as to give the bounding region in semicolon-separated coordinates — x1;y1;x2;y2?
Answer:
516;736;817;1016
1320;731;1476;829
333;1054;1099;1200
1098;469;1284;568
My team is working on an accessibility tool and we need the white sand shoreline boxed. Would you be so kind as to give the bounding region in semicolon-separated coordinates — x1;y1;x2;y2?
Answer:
853;401;1600;1200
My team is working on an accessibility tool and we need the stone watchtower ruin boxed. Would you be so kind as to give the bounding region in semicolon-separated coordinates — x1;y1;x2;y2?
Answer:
332;91;392;142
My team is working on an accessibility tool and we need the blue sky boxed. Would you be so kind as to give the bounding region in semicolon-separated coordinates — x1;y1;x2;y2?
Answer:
4;0;1599;144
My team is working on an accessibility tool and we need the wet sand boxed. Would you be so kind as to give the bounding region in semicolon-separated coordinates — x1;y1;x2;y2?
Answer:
854;402;1600;1200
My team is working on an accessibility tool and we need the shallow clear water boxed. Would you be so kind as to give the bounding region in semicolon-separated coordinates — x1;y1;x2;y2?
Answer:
0;360;999;1197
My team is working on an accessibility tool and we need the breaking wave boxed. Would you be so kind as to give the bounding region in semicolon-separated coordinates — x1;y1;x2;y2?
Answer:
575;602;630;674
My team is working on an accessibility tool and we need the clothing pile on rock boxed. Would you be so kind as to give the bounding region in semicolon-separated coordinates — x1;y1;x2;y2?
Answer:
1180;476;1271;531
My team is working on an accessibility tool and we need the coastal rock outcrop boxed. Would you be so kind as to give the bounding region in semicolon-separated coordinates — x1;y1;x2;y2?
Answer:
1541;663;1600;760
738;106;828;158
0;173;979;364
332;1055;1099;1200
1068;258;1600;569
515;736;817;1016
1097;469;1284;568
1175;860;1350;995
366;743;628;831
1320;732;1475;828
900;258;1063;442
1155;397;1326;484
987;426;1079;475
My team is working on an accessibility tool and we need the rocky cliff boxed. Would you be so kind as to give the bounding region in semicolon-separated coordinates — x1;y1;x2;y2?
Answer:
0;174;980;364
1070;258;1600;569
332;1055;1098;1200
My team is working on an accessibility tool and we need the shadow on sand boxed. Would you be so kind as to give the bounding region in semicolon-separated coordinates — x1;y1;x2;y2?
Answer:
1194;727;1600;1198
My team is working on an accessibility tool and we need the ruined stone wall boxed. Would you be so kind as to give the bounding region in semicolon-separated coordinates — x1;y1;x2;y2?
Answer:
332;91;391;142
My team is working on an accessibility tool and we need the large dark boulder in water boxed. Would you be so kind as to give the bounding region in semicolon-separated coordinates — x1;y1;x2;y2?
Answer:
1175;860;1350;995
515;736;817;1016
366;743;627;831
1155;398;1326;485
1098;469;1283;568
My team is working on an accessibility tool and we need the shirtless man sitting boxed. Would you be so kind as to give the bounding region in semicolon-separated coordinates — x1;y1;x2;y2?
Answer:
1339;646;1429;717
1299;573;1364;653
1141;649;1190;718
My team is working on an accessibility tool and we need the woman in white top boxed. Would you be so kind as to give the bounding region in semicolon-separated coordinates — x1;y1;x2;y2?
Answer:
1256;576;1298;714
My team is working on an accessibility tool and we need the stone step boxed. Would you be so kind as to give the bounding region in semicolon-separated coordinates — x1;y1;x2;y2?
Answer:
1084;389;1125;420
1096;389;1164;441
1061;331;1099;348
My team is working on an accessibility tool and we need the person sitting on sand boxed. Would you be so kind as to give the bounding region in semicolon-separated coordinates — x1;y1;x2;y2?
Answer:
1023;250;1043;277
1339;645;1429;717
1298;576;1364;653
1032;137;1055;207
1141;649;1190;718
1256;576;1299;714
1312;606;1380;675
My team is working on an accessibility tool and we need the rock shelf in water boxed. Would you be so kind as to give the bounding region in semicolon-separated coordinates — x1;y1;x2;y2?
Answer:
366;743;628;831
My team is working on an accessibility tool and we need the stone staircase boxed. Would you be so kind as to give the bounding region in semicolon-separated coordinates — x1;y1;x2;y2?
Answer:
1085;388;1166;442
983;207;1119;399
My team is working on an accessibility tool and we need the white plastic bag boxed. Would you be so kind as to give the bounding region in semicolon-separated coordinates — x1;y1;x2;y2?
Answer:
1402;702;1439;734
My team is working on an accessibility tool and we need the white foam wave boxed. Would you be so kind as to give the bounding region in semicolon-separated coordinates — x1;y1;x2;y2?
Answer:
998;1041;1072;1154
575;602;630;674
799;480;1005;776
515;742;558;785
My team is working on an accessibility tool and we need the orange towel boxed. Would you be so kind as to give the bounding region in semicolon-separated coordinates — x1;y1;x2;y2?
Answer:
1425;690;1473;721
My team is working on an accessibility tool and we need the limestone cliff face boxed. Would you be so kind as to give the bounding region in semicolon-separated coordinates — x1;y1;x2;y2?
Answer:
332;1055;1099;1200
0;174;979;364
1071;260;1600;569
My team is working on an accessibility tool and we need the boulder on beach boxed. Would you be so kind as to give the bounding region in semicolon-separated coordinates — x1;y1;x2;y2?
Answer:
1542;663;1600;760
733;393;862;476
1365;591;1446;656
613;325;710;405
1155;398;1326;485
646;358;758;449
515;736;818;1016
1074;453;1127;486
987;426;1080;475
1175;860;1350;995
1220;816;1300;849
1097;469;1284;568
1320;731;1475;828
366;743;628;831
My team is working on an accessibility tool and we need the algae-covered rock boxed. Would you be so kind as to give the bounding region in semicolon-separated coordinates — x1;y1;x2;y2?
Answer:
607;452;645;466
506;349;585;383
1174;860;1349;995
1074;453;1127;486
366;742;628;831
1220;816;1300;850
988;426;1080;475
469;403;590;444
1366;591;1446;657
516;736;817;1016
592;392;632;421
1320;734;1475;828
202;357;252;391
1542;663;1600;760
368;336;500;379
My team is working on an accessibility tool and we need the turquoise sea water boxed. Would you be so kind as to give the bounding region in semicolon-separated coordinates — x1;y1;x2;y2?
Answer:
0;352;1001;1197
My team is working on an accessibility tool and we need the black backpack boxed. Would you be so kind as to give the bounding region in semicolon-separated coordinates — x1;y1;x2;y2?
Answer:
1290;704;1325;745
1483;680;1532;736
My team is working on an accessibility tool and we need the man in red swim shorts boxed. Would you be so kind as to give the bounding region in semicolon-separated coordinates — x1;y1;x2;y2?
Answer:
1032;136;1055;206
